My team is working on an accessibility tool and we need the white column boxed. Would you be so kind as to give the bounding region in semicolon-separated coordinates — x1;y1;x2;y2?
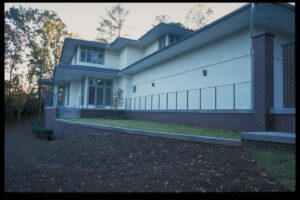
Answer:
53;84;58;107
84;76;89;108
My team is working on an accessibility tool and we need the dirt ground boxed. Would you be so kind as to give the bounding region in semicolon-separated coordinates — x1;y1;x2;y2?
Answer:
5;120;288;192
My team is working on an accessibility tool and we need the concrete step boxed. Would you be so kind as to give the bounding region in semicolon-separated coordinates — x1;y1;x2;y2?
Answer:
59;107;80;119
240;132;295;144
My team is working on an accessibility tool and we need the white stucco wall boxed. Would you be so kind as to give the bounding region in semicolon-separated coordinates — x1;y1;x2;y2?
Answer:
129;28;252;110
143;41;159;57
69;80;81;107
119;46;143;70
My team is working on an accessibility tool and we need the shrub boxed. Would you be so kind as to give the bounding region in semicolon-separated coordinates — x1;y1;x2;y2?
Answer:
31;120;54;141
42;128;54;141
32;125;44;139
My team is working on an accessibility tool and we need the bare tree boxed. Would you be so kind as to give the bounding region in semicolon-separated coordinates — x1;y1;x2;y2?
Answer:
152;15;171;26
185;3;213;30
96;4;129;43
112;89;124;110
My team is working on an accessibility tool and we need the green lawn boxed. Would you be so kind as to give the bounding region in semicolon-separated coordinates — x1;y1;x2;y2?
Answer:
67;118;240;139
246;147;295;191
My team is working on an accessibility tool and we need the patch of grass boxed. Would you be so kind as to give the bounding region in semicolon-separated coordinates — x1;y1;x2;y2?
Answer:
67;118;240;139
246;147;295;191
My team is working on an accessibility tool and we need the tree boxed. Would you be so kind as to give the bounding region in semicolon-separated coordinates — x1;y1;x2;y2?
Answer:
5;6;69;121
10;74;27;121
111;89;124;110
169;22;186;29
5;19;24;119
185;3;213;30
152;15;186;29
152;15;171;26
96;4;129;43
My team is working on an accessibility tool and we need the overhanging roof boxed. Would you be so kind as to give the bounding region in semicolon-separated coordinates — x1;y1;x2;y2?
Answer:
121;3;294;75
110;37;139;50
138;23;194;47
54;64;119;84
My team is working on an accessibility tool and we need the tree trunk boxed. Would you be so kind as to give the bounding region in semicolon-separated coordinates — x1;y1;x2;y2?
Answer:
7;61;14;120
17;105;21;122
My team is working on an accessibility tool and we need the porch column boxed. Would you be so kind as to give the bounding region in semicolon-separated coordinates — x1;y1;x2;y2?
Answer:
53;84;58;107
84;76;89;108
282;42;295;108
252;32;274;131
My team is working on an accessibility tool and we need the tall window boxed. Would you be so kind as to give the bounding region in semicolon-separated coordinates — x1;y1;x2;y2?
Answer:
88;78;112;107
57;86;65;106
158;36;166;49
80;46;105;64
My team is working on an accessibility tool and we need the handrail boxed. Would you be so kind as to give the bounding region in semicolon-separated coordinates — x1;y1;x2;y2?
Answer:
125;81;251;110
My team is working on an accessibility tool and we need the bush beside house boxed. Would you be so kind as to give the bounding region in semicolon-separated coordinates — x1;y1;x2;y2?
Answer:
31;120;54;141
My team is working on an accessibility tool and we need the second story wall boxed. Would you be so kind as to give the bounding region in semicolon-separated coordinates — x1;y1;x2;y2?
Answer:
119;46;143;70
143;41;159;57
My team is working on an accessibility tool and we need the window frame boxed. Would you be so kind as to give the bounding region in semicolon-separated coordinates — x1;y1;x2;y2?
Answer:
88;78;113;107
80;46;105;65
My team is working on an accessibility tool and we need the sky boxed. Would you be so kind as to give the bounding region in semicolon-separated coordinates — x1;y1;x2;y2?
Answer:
5;3;247;41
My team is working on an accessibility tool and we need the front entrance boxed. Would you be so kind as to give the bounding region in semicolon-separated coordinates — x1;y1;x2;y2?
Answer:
88;78;112;108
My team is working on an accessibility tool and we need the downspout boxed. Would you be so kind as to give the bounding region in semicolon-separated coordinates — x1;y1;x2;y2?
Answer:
250;3;255;110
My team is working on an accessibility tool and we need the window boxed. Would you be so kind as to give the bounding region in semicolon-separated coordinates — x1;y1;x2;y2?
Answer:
88;78;113;107
133;85;136;93
80;48;86;62
88;86;95;104
169;34;180;44
105;88;112;105
96;88;103;105
57;86;65;106
158;36;166;49
80;46;105;64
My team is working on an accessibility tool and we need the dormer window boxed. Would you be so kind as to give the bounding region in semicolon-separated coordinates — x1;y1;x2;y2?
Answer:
169;34;180;44
80;46;105;64
158;36;166;49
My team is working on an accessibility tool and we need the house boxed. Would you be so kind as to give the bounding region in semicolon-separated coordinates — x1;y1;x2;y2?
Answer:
43;3;295;133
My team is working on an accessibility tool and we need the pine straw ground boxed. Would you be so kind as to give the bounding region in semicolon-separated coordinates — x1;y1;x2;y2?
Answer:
5;120;292;192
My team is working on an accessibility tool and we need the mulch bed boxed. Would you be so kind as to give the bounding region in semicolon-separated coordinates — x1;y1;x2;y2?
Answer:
5;120;288;192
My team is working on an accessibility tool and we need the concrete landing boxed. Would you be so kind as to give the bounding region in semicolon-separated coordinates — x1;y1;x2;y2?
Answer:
240;132;295;144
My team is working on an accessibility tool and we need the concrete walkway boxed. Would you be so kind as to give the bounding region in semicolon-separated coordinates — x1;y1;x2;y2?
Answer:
240;132;295;144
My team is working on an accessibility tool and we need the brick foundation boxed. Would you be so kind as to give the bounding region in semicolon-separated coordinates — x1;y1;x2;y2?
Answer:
268;114;295;132
125;111;256;132
44;107;58;129
80;109;126;119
